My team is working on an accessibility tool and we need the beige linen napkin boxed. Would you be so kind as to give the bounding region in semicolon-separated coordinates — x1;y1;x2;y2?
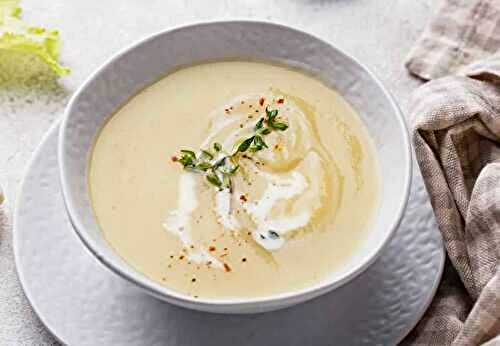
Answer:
402;1;500;345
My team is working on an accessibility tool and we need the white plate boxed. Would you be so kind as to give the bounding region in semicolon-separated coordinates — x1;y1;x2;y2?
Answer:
13;123;444;345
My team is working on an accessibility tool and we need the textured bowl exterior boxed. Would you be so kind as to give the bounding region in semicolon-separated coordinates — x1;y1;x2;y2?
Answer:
14;124;444;345
58;21;412;313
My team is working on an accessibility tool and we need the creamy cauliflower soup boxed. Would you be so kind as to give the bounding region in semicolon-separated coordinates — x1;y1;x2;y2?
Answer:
89;61;380;299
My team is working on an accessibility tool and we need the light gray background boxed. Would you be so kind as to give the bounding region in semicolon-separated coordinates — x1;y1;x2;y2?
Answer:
0;0;437;344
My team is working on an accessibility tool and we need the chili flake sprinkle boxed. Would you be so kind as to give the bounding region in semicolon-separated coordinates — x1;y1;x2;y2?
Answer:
223;263;232;272
208;246;216;252
259;97;265;106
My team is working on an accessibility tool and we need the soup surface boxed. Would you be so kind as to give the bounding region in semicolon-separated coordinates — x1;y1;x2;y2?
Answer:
89;61;380;299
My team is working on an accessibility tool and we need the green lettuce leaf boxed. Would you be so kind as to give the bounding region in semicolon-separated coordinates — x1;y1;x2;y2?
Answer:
0;0;69;76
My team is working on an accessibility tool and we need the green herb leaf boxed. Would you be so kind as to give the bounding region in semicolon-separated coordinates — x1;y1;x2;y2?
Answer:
201;149;214;160
236;136;255;154
180;149;196;159
229;164;240;175
266;107;278;123
222;174;232;192
251;135;268;152
206;173;222;188
254;118;264;131
213;142;222;152
272;122;288;131
259;127;271;135
178;154;195;168
196;162;212;171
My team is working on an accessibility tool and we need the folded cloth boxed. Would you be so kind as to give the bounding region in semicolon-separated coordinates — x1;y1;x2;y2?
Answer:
406;0;500;81
403;1;500;344
404;54;500;346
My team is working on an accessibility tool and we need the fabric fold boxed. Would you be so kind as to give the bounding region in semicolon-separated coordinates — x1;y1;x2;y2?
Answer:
405;44;500;346
406;0;500;81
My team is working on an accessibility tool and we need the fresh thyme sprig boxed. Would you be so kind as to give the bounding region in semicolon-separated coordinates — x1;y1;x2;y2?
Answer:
173;105;288;191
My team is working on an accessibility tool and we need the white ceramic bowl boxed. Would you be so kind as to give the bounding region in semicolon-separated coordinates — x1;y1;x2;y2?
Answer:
59;21;411;314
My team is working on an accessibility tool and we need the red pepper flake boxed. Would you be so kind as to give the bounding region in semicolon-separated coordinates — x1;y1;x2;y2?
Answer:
240;194;247;202
179;255;185;260
191;278;196;283
259;97;265;106
208;246;216;252
220;254;228;258
223;263;232;272
241;258;247;262
171;156;178;162
224;247;228;251
249;104;253;108
207;261;212;266
230;106;233;110
247;231;251;236
277;98;284;104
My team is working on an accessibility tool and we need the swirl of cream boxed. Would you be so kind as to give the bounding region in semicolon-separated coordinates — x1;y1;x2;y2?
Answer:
205;93;339;250
164;92;340;265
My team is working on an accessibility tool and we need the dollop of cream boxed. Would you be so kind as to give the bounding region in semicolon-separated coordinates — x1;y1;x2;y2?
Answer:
164;92;338;267
163;173;223;268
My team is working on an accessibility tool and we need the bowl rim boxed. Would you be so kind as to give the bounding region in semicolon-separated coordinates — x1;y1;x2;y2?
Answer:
58;20;412;310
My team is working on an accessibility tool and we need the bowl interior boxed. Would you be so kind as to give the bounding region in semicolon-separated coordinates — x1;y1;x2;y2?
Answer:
59;21;410;311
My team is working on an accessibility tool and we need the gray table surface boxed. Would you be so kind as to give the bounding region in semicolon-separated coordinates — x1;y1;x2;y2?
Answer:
0;0;438;344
